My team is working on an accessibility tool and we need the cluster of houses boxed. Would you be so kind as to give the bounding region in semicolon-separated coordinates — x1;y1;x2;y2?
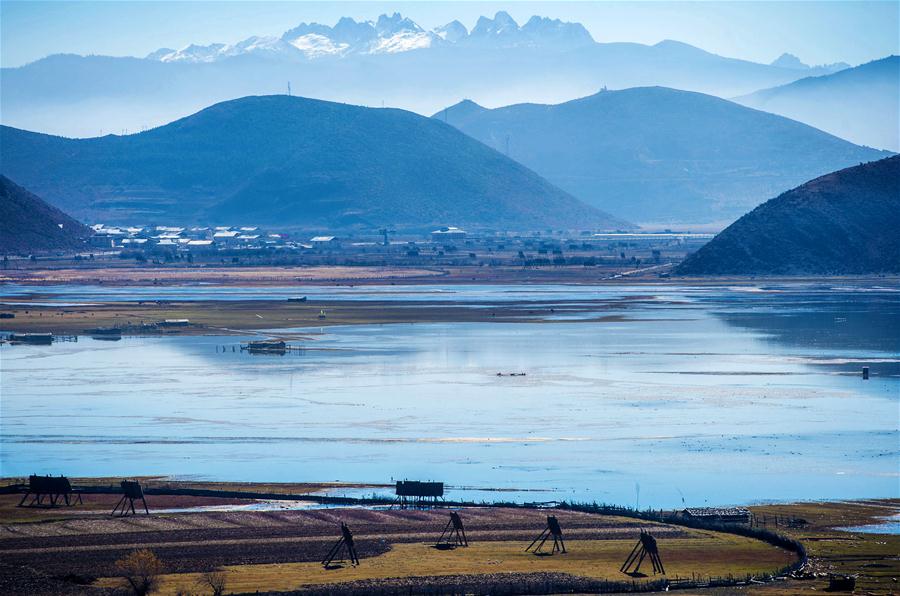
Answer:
86;224;469;255
88;225;309;253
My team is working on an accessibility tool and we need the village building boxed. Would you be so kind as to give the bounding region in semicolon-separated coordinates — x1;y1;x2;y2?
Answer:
310;235;339;246
678;507;752;525
431;226;467;241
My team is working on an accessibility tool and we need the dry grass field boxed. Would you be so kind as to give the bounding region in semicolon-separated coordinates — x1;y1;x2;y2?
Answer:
130;534;784;594
0;488;798;595
129;534;792;595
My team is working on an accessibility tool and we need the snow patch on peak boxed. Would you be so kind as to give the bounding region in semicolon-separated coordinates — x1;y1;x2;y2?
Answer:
159;43;226;63
145;47;175;60
222;36;297;58
289;33;349;58
282;22;332;41
369;31;437;54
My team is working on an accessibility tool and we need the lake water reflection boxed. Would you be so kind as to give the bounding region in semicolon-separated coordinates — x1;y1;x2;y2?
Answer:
1;283;897;508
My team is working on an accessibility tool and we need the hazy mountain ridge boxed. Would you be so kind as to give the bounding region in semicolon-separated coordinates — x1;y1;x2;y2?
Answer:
735;56;900;151
676;156;900;275
0;175;90;254
0;95;627;231
435;87;891;224
769;52;848;72
1;11;861;138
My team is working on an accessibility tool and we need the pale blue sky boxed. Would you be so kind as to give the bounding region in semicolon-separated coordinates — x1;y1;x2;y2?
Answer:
1;1;897;68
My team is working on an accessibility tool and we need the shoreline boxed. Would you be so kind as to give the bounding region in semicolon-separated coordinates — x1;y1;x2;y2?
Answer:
0;296;652;335
3;265;899;287
2;276;897;337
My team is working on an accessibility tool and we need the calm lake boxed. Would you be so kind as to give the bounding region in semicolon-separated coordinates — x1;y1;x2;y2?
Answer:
1;283;898;508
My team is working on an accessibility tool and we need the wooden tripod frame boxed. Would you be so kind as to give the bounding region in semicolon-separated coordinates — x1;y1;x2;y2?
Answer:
436;511;468;548
526;515;566;555
322;522;360;568
621;530;665;575
111;480;149;516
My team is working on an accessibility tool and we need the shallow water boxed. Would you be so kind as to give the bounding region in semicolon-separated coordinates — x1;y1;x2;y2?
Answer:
839;513;900;535
1;283;898;508
2;281;898;303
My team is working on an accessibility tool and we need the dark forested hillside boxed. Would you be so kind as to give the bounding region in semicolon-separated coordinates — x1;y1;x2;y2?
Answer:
676;156;900;275
0;176;90;254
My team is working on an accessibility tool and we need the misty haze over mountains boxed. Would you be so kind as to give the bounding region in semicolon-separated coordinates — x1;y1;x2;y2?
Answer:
735;56;900;152
1;9;896;233
436;87;890;225
0;11;871;141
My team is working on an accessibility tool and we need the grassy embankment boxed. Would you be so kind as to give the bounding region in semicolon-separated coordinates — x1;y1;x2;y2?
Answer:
745;500;900;595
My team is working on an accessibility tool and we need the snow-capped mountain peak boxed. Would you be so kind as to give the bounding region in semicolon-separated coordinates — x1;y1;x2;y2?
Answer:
288;33;349;58
522;16;594;47
471;11;520;39
155;43;226;63
145;11;598;62
376;12;422;36
330;16;377;46
434;20;468;43
222;36;297;58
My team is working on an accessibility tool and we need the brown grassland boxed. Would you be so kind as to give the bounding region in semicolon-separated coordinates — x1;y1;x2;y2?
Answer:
1;477;896;595
0;477;900;595
0;490;792;595
131;535;792;595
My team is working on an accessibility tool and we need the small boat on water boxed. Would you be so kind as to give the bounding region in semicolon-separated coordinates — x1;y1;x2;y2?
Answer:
9;332;54;344
287;296;308;302
84;327;123;339
241;339;287;354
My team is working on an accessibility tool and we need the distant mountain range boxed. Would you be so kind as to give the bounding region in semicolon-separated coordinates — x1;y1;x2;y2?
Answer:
769;52;848;72
435;87;891;225
735;56;900;152
676;156;900;275
149;12;596;63
0;11;856;138
0;95;627;231
0;176;89;254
